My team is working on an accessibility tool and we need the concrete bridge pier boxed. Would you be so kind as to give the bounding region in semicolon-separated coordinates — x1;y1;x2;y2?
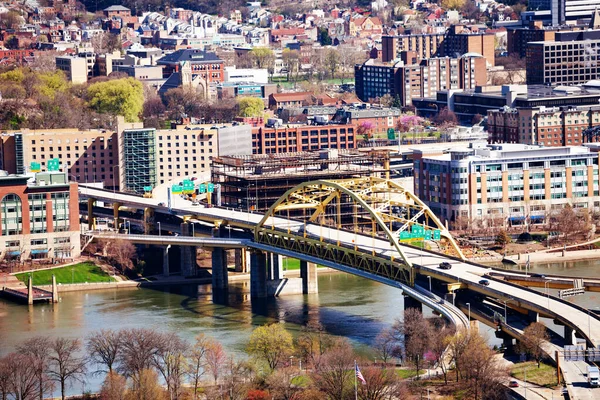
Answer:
300;260;318;294
403;295;423;312
564;326;577;346
27;275;33;305
269;253;283;280
113;202;122;232
52;275;58;303
143;207;155;235
181;223;197;277
251;251;268;298
87;198;96;230
162;246;171;276
234;249;249;273
496;330;514;351
528;310;539;323
211;247;228;291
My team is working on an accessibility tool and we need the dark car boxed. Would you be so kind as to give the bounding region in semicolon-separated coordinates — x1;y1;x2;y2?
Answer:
479;279;490;286
439;262;452;270
509;380;519;388
531;273;546;279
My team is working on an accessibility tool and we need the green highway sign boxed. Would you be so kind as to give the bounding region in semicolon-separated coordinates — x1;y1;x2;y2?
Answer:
182;180;195;194
387;128;396;140
171;185;183;194
199;184;206;193
143;186;153;192
30;162;41;172
47;158;60;171
207;183;214;193
399;226;442;241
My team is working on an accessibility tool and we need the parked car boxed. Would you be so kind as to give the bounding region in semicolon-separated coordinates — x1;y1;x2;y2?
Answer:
509;380;519;388
531;273;546;278
439;262;452;270
479;279;490;286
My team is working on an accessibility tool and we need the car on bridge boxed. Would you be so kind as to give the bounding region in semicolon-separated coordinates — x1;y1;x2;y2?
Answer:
508;380;519;388
479;279;490;286
439;262;452;270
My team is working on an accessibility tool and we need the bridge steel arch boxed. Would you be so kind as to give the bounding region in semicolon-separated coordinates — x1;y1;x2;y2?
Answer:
254;177;465;286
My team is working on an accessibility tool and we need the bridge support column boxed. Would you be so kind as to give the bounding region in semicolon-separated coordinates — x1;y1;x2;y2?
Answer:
52;275;58;303
144;207;155;235
503;335;513;350
87;198;96;231
179;223;197;277
113;202;122;232
564;326;577;346
269;253;283;280
528;310;539;323
234;249;249;273
251;251;268;298
27;276;33;305
162;246;170;277
212;248;228;291
403;295;423;312
300;260;318;294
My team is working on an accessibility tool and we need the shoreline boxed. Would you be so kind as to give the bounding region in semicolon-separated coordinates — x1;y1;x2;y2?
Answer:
475;248;600;266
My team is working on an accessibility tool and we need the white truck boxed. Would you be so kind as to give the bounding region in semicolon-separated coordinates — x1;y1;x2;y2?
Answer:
588;365;599;387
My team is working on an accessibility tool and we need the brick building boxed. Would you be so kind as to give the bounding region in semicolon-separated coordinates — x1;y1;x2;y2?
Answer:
252;124;356;154
156;49;224;81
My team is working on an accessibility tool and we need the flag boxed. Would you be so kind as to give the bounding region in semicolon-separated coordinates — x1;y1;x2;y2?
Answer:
355;363;366;385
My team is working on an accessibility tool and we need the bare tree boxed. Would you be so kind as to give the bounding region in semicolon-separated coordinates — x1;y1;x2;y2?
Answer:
265;367;301;400
87;329;123;374
392;308;431;377
118;329;163;390
17;337;53;400
427;318;456;384
47;338;87;400
187;334;210;400
219;357;254;400
517;322;550;368
127;369;163;400
0;356;9;400
357;365;399;400
374;328;399;365
153;332;189;400
311;338;355;400
324;48;340;80
296;321;335;370
3;353;38;400
204;340;227;384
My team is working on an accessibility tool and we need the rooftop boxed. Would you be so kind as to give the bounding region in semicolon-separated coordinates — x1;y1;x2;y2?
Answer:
422;144;594;162
157;49;222;64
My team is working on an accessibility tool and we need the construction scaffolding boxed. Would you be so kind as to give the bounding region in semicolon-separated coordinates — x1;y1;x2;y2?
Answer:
122;129;157;194
211;149;391;212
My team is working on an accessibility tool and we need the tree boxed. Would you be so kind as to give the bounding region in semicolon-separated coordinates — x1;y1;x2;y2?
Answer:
152;332;188;400
311;339;355;400
162;87;204;120
91;32;122;54
17;336;53;400
357;121;375;141
282;48;300;84
37;71;69;99
204;340;226;384
392;308;431;377
87;329;123;374
250;47;275;71
99;371;127;400
187;334;210;400
0;11;22;30
237;97;265;118
247;323;294;371
517;322;550;368
265;367;301;400
318;27;332;46
495;230;511;249
87;78;144;122
296;321;336;370
127;369;163;400
118;329;163;390
432;107;458;127
219;357;254;400
324;48;340;80
3;353;38;400
97;239;137;270
441;0;466;10
427;319;456;384
374;328;399;365
357;365;399;400
47;338;87;400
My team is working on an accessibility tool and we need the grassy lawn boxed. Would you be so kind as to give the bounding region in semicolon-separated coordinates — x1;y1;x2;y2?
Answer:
15;262;115;285
283;258;326;270
511;362;558;387
397;369;425;379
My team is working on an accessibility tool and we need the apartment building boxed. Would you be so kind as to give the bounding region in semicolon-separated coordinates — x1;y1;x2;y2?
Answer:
252;124;356;154
382;26;495;66
526;29;600;85
355;54;486;105
0;171;80;261
55;55;88;84
488;105;600;146
156;49;224;81
414;143;600;226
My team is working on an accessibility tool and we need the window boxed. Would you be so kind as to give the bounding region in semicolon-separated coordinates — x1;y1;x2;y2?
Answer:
1;194;23;235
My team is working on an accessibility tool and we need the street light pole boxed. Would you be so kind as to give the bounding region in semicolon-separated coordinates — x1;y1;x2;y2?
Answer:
427;276;432;292
544;280;550;309
503;300;507;322
191;223;195;237
158;221;161;236
466;302;471;321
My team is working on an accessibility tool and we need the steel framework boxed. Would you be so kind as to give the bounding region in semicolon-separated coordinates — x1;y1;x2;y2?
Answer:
254;177;465;286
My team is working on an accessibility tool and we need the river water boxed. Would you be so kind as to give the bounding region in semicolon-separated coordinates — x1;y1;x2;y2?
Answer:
0;260;598;395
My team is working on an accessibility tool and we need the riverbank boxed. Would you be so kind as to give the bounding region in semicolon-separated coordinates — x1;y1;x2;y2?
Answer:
475;248;600;266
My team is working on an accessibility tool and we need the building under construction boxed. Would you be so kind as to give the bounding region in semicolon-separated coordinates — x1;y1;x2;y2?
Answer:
211;149;391;212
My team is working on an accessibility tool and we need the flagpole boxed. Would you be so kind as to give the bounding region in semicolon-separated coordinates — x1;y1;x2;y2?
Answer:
354;360;358;400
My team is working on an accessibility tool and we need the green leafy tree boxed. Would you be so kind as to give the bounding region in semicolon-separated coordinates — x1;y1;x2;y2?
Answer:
37;71;69;98
87;78;144;122
250;47;275;72
319;27;332;46
237;97;265;118
247;323;294;371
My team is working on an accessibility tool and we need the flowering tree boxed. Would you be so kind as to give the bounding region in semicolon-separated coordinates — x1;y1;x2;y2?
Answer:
357;121;375;140
396;114;424;133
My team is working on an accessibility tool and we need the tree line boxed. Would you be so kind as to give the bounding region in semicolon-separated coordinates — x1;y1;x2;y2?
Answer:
0;308;548;400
